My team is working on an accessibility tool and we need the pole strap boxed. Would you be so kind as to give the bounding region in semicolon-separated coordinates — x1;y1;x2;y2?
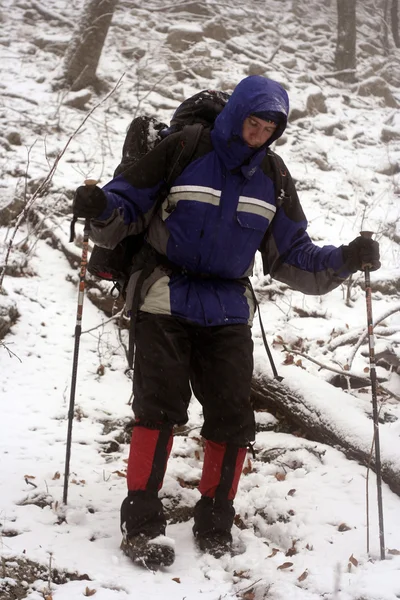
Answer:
249;282;283;382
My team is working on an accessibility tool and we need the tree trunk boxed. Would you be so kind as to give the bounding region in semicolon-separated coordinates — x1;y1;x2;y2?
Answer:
383;0;391;55
62;0;119;91
392;0;400;47
334;0;357;81
251;374;400;498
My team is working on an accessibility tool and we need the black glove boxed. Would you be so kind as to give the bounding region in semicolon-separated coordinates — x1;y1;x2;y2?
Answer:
72;185;108;219
342;236;381;272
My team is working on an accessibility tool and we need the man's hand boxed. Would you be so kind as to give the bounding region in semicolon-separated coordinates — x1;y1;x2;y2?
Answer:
342;236;381;272
72;185;107;219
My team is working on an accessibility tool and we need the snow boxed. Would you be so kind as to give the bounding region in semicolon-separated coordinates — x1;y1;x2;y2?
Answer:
1;0;400;599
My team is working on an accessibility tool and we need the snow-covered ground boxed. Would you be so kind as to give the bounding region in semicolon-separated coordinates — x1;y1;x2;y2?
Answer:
1;236;399;599
1;1;400;598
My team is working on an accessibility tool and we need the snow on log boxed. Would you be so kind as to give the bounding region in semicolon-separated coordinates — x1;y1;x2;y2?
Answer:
251;367;400;498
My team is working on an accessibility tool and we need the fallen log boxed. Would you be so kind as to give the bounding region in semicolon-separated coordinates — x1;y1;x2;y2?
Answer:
251;372;400;498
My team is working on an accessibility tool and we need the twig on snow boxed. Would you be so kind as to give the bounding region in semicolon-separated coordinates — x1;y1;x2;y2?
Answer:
0;341;22;362
30;1;74;27
80;308;125;335
282;345;400;403
347;303;400;369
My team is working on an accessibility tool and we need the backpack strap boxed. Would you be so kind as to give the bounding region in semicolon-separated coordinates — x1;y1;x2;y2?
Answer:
166;123;204;187
261;150;288;207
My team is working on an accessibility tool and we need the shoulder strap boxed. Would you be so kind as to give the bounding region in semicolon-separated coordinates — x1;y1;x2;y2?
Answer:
166;124;204;187
261;151;288;207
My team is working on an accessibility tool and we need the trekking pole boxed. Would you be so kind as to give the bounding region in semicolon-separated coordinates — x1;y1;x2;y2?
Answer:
63;180;95;505
360;230;385;560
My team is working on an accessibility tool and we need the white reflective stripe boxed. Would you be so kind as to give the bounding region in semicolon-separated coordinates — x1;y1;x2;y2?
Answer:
170;185;221;198
238;204;276;220
165;185;221;212
238;196;276;213
238;197;276;220
168;191;220;205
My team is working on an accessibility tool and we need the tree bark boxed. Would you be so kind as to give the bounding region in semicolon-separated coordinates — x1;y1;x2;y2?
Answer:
62;0;119;91
383;0;391;55
334;0;357;81
392;0;400;47
251;374;400;498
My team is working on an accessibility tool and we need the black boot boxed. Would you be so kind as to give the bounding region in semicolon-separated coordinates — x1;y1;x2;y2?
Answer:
193;496;235;558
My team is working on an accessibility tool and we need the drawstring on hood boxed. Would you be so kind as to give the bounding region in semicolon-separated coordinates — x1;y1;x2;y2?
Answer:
211;75;289;177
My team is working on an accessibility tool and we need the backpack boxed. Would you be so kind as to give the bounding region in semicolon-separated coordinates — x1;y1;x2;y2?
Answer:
87;90;230;295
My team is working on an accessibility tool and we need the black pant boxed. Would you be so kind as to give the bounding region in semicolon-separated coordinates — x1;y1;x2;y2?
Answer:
132;311;255;446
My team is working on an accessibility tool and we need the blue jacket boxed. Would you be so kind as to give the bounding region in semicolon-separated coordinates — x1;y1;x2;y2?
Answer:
89;76;349;326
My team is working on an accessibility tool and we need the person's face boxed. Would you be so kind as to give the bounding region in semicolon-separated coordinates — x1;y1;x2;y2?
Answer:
242;116;277;148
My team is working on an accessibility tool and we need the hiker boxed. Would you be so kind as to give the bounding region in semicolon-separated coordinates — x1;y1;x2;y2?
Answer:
72;75;380;566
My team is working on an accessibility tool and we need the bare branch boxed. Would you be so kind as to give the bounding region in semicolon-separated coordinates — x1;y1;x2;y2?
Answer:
0;341;22;362
81;309;125;335
0;74;124;291
30;0;74;26
282;345;400;402
347;303;400;368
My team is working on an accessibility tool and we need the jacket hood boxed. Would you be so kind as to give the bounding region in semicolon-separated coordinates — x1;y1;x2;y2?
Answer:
211;75;289;175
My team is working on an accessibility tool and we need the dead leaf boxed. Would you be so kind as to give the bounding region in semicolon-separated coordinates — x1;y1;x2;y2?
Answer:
295;359;303;368
285;540;297;557
177;477;196;489
298;570;308;582
194;450;201;460
363;367;370;373
268;548;280;558
349;554;358;567
283;353;294;365
233;570;250;579
112;471;127;478
277;562;293;570
338;523;351;532
24;475;36;479
242;458;253;475
83;587;97;597
52;471;60;480
388;548;400;555
288;489;296;496
275;472;286;481
44;595;53;600
306;543;313;551
343;364;350;371
242;592;255;600
172;577;181;583
234;514;246;530
96;364;105;376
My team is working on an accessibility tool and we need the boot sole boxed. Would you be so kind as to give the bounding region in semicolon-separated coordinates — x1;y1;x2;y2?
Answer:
121;538;175;568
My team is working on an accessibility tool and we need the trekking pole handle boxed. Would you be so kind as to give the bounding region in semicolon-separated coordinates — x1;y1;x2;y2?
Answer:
69;180;98;242
360;230;374;270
